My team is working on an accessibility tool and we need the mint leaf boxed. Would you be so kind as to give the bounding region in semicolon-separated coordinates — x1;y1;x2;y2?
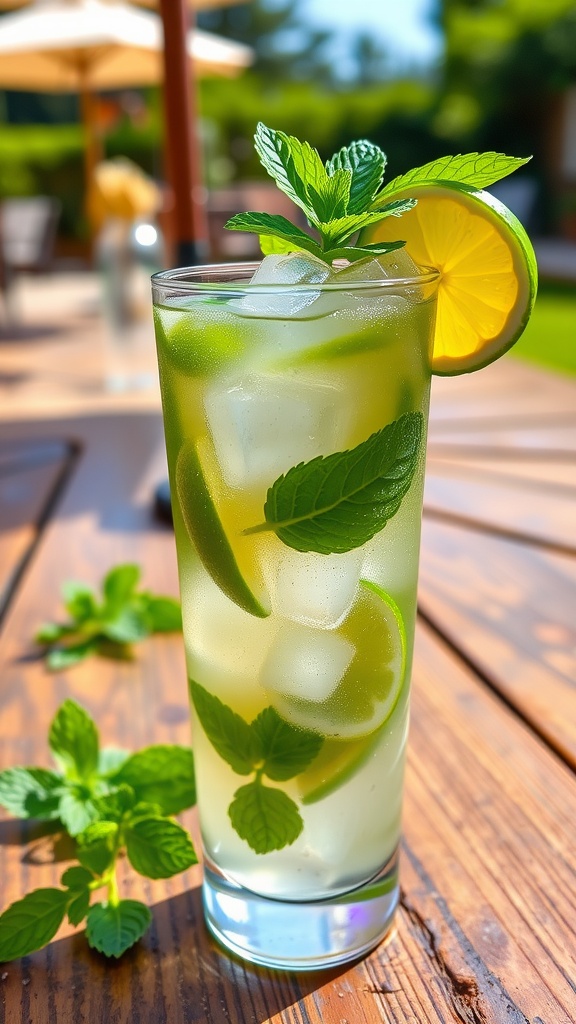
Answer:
62;581;98;622
189;681;261;775
254;122;317;219
259;234;300;256
102;564;140;608
77;821;118;875
110;746;195;816
46;640;98;671
92;784;136;822
0;767;62;819
377;152;532;202
229;780;303;854
306;168;351;223
323;241;406;264
251;708;322;782
58;789;100;836
245;412;424;554
48;699;99;780
125;817;197;879
98;747;130;775
35;622;69;644
327;140;387;215
86;900;151;958
101;605;150;644
61;866;93;889
141;596;182;633
319;201;416;248
225;212;323;260
0;889;68;961
67;887;91;927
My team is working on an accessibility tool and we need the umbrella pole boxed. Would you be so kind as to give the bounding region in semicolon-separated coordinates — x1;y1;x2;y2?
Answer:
79;81;103;248
159;0;209;266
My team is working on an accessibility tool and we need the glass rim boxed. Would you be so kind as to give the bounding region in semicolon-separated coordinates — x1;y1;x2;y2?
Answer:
151;260;441;295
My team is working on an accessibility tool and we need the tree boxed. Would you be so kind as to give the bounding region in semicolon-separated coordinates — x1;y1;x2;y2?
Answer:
197;0;336;85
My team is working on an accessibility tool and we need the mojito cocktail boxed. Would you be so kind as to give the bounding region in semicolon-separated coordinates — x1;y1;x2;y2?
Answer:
152;124;537;969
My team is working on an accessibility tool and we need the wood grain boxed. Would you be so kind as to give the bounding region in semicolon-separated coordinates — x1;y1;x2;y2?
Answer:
1;408;576;1023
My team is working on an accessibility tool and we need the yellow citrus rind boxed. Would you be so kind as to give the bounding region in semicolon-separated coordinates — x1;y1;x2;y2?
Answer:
365;185;538;375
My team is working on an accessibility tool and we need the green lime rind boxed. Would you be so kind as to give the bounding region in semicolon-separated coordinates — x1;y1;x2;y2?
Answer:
270;325;387;368
154;305;246;378
431;188;538;377
297;580;406;802
175;441;270;619
298;727;385;805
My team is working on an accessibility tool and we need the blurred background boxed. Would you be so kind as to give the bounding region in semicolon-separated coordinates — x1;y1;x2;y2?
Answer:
1;0;575;383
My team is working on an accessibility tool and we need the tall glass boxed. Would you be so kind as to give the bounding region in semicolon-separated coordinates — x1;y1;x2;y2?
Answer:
151;262;439;970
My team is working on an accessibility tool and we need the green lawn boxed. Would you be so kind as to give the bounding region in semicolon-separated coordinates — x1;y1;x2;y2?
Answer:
512;283;576;376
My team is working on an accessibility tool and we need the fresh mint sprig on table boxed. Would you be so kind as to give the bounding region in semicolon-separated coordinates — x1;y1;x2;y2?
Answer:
35;563;182;670
0;700;196;961
190;681;323;854
225;123;531;264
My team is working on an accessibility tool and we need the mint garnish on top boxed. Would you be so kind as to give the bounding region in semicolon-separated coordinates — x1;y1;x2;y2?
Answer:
225;122;415;264
225;124;532;266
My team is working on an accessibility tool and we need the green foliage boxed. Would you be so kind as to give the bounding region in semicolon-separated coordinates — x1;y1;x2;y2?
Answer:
0;700;197;962
244;413;424;554
512;285;576;377
35;563;182;670
86;901;152;959
226;123;420;261
189;681;322;854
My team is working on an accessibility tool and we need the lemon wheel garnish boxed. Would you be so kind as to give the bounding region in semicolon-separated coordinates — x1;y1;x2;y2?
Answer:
366;185;538;375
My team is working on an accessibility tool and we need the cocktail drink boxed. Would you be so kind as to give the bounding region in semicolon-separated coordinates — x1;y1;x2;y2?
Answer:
152;126;537;970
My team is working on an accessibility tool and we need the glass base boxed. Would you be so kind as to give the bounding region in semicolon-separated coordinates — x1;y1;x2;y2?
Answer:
202;850;399;971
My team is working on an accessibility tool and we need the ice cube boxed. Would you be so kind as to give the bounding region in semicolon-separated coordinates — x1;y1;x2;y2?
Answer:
260;622;355;702
228;252;335;319
268;549;363;629
204;372;349;489
334;249;423;284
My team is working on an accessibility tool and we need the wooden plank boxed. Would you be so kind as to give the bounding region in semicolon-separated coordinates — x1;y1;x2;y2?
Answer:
1;412;576;1022
419;517;576;769
0;440;73;619
430;357;576;424
423;465;576;553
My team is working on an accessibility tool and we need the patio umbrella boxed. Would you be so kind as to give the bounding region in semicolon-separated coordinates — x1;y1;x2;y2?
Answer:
0;0;252;253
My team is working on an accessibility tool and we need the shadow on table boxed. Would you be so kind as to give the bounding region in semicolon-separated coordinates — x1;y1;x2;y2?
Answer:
1;885;349;1024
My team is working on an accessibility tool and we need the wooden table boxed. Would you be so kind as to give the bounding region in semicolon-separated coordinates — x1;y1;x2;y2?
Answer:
1;356;575;1023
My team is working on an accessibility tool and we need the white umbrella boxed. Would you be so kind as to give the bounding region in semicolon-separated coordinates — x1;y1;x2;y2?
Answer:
0;0;252;249
0;0;252;90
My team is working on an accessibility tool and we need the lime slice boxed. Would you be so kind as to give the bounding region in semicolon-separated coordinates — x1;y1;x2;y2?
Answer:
270;579;406;740
363;184;538;375
154;304;245;377
175;441;269;618
297;728;385;805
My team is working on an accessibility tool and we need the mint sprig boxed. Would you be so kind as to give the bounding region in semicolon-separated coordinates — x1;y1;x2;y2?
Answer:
225;122;414;264
35;564;182;670
0;700;197;962
244;412;423;554
226;125;531;265
190;681;323;854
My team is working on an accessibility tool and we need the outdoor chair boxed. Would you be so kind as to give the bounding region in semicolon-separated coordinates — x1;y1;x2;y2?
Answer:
0;196;61;323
